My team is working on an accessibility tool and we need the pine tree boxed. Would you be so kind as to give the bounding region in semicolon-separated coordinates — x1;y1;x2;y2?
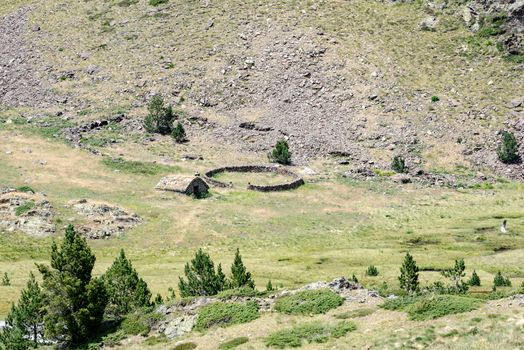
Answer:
493;271;512;287
153;293;164;305
399;253;419;294
37;225;107;345
1;272;10;286
230;249;255;289
178;248;227;297
441;259;468;294
0;304;29;350
171;122;186;143
391;155;407;173
102;249;152;317
497;131;520;164
269;139;291;165
266;280;273;292
468;270;481;287
143;94;176;135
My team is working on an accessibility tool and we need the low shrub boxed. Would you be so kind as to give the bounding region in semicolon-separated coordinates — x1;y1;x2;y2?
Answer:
216;287;260;299
219;336;249;349
431;95;440;103
195;301;259;331
171;122;186;143
149;0;168;6
274;289;344;315
144;334;168;345
391;155;407;173
120;309;164;336
497;131;519;164
469;271;481;286
16;185;35;193
382;295;483;321
265;321;356;349
15;201;35;216
268;139;291;165
366;265;379;276
173;343;197;350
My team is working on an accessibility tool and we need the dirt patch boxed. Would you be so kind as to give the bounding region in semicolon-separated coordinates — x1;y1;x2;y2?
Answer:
67;199;142;239
0;187;55;236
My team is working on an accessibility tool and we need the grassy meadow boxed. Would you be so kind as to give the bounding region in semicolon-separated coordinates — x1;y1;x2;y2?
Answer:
1;125;523;319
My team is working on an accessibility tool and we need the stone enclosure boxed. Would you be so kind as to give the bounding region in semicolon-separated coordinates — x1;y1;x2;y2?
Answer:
204;165;305;192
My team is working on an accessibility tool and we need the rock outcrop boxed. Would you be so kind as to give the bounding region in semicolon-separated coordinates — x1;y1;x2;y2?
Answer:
67;199;142;239
0;188;55;236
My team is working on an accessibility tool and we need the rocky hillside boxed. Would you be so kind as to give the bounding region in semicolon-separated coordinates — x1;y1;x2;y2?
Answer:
0;0;523;176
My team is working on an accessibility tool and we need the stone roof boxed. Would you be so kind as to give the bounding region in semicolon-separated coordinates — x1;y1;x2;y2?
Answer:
155;175;208;193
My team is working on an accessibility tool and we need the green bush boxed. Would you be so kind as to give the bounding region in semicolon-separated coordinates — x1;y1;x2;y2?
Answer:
493;271;511;287
195;301;259;331
366;265;379;276
16;185;35;193
382;295;483;321
265;321;356;349
171;122;186;143
268;139;291;165
469;270;481;286
149;0;168;6
144;94;175;135
102;157;176;175
431;95;440;103
219;336;249;349
274;289;344;315
120;310;164;336
1;272;10;286
497;131;519;164
15;201;35;216
391;155;407;173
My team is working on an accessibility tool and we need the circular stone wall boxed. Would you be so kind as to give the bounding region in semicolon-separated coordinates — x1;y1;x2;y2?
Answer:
204;165;305;192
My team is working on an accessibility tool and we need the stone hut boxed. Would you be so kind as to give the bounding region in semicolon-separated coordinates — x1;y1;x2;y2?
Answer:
155;174;209;196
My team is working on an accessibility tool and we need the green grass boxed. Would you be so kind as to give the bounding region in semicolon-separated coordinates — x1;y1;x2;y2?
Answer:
265;321;357;348
101;157;178;176
16;185;35;193
149;0;168;6
15;201;35;216
194;301;259;331
382;295;484;321
218;336;249;349
120;309;165;336
172;343;197;350
274;289;344;315
334;308;376;319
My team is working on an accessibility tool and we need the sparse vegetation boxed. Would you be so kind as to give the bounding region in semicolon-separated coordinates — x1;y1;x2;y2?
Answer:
219;336;249;349
265;321;356;348
274;289;344;315
149;0;168;6
194;301;259;331
15;185;34;193
431;95;440;102
334;308;375;319
15;201;35;216
172;342;197;350
269;139;291;165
